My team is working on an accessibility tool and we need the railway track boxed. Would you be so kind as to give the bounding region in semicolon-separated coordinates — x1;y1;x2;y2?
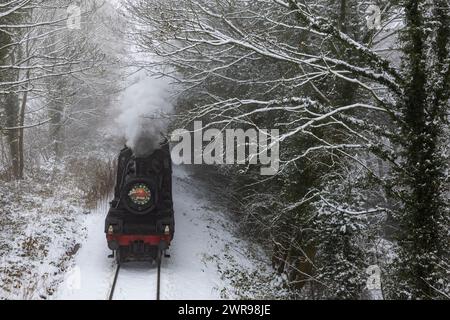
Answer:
108;251;162;300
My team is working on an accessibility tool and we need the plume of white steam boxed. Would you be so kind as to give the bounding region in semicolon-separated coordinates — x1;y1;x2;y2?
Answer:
115;72;173;157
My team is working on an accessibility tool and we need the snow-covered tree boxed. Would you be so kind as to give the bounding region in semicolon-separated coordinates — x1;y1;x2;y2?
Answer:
125;0;449;299
0;0;122;177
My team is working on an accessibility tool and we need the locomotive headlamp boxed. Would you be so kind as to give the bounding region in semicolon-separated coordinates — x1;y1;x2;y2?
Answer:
128;183;151;206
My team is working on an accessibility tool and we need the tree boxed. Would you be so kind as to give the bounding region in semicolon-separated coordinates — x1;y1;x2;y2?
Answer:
126;0;449;298
386;0;450;299
0;0;116;177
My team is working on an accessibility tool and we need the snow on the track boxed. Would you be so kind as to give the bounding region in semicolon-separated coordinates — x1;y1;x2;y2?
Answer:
55;166;267;300
112;263;158;300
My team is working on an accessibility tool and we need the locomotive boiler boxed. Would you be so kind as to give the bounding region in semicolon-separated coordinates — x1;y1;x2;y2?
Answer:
105;141;174;264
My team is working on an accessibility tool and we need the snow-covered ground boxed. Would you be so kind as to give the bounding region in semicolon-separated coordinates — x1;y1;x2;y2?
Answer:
0;162;87;299
55;166;282;300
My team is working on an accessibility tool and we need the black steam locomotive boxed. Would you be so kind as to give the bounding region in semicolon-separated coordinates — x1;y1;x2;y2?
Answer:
105;141;174;264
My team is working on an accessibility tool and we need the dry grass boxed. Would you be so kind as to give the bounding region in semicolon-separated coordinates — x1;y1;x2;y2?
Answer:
65;157;117;208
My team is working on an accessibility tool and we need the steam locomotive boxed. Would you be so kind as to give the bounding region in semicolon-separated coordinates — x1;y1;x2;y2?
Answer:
104;141;174;264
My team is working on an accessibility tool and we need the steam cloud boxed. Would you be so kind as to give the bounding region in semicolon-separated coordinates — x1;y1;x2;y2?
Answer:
115;72;173;157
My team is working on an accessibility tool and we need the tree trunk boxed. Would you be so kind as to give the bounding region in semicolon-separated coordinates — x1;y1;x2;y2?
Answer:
395;0;449;299
4;92;20;179
17;82;29;179
49;99;65;159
